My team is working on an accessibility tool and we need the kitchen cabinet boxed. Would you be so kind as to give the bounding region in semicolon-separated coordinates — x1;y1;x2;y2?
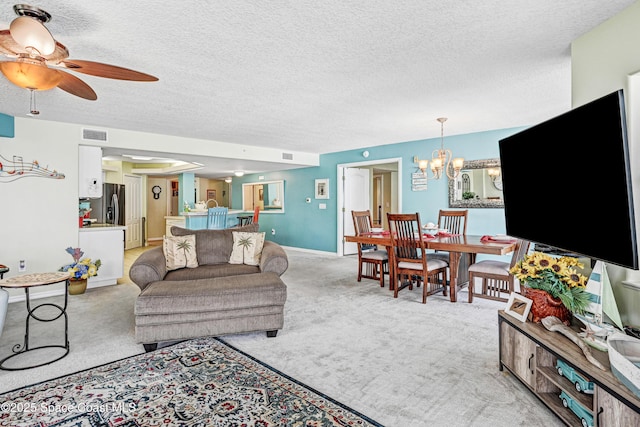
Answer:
498;310;640;426
78;146;103;198
78;226;125;287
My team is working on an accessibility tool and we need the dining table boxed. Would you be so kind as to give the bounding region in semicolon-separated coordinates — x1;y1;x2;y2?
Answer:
344;232;516;302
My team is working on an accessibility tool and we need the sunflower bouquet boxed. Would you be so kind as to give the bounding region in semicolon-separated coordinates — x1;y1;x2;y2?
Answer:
510;251;590;314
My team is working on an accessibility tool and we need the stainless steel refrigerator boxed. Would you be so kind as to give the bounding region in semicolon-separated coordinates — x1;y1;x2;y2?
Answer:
89;183;125;225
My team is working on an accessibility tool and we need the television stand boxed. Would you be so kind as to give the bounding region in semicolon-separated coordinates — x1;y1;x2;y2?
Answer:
498;310;640;426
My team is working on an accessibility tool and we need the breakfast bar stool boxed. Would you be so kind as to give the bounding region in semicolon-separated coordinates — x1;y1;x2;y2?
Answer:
467;239;530;303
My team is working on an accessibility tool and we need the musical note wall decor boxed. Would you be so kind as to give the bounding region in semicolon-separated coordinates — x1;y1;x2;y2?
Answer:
0;154;65;182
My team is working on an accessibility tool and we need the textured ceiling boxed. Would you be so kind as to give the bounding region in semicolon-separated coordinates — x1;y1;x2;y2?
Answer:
0;1;635;178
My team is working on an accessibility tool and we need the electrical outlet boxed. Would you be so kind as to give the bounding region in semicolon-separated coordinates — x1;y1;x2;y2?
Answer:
19;259;26;272
271;229;276;235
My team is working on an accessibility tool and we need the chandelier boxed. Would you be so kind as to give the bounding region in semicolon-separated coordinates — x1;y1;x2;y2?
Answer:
415;117;464;180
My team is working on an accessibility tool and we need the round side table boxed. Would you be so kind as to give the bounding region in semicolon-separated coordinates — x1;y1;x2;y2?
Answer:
0;271;70;371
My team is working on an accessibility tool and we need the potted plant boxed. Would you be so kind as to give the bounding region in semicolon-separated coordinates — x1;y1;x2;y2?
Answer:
510;251;589;325
462;191;476;200
59;247;102;295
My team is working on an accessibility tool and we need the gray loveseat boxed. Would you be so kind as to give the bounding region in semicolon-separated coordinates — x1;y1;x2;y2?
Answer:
129;223;288;351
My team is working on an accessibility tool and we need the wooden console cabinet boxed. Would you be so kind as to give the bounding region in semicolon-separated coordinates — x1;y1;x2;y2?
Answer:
498;310;640;426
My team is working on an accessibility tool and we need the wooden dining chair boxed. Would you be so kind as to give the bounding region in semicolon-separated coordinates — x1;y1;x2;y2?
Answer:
426;210;468;292
387;213;448;303
467;239;531;303
207;207;228;229
437;209;468;236
351;210;388;287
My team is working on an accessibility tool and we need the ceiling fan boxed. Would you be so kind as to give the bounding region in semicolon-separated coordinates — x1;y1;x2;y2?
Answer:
0;3;157;110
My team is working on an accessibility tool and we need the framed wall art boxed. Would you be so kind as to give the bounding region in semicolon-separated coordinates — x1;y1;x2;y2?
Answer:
315;178;329;199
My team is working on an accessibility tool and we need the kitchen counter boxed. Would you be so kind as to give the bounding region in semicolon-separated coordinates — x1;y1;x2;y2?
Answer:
78;226;125;288
180;209;247;216
180;209;250;229
79;224;127;232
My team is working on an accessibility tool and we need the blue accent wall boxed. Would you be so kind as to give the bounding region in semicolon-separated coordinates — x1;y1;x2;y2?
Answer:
232;126;526;253
0;113;15;138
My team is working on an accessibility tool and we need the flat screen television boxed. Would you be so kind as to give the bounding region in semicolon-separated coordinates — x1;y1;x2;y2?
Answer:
499;89;638;270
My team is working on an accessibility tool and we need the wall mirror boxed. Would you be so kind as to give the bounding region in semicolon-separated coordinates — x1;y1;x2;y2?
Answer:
448;158;504;208
242;180;285;213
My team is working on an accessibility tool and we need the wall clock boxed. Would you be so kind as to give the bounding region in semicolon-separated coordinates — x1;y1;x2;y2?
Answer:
492;177;503;191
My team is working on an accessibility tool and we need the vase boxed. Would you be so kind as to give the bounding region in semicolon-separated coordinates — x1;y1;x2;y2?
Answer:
68;279;88;295
522;287;571;325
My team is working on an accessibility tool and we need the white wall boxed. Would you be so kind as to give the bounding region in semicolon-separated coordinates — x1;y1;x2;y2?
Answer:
572;1;640;326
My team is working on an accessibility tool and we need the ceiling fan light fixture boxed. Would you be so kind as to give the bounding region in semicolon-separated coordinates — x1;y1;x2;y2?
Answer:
234;171;244;177
224;177;232;183
9;16;55;55
0;59;61;90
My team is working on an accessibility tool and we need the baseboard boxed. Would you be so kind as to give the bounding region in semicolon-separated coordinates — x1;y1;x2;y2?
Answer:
280;245;338;256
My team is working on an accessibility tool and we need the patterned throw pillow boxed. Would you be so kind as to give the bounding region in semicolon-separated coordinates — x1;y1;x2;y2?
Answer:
229;232;266;266
163;234;198;271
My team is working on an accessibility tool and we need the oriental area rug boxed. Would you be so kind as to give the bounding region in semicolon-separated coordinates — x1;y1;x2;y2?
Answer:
0;337;382;427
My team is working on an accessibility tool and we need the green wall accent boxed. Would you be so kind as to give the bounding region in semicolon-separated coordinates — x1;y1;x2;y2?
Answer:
231;126;526;253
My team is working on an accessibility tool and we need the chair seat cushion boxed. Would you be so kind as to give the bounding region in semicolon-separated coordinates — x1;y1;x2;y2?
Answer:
469;260;509;275
362;250;388;261
398;258;447;270
428;252;450;262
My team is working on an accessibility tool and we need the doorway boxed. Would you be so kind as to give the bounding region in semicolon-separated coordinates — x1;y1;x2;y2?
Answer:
337;157;402;256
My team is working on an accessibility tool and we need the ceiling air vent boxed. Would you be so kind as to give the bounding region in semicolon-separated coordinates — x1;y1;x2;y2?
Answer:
282;152;293;160
82;128;108;141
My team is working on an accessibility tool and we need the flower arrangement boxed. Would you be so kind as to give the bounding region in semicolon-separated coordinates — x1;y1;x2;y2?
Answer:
510;251;590;314
59;247;101;280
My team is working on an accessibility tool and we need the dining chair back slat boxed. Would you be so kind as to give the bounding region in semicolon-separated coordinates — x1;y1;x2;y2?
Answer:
437;209;468;235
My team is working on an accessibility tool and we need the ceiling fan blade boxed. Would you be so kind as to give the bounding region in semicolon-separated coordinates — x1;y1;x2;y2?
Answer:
61;59;158;81
57;71;97;100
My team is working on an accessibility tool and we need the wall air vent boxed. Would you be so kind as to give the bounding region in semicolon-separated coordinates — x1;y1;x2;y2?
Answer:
282;152;293;160
82;128;108;141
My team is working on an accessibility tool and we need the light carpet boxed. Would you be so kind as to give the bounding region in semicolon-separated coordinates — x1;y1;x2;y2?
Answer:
0;249;562;426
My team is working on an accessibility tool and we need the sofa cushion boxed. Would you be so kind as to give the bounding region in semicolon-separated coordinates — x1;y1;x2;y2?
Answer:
164;263;259;282
171;223;259;266
135;272;287;316
229;232;265;266
163;234;198;270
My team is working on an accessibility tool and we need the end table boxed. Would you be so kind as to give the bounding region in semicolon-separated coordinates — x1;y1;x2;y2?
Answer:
0;271;70;371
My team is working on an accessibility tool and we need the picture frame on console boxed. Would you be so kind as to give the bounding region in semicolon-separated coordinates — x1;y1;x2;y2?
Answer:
504;293;532;322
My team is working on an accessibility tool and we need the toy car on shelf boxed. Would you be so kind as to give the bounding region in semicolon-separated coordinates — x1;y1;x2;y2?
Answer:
559;390;594;427
556;359;594;394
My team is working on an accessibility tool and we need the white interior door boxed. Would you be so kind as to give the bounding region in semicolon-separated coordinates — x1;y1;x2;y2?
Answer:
124;174;142;249
342;167;370;255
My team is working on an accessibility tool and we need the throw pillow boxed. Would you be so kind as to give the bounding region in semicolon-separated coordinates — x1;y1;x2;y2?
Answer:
229;232;265;266
163;234;198;271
